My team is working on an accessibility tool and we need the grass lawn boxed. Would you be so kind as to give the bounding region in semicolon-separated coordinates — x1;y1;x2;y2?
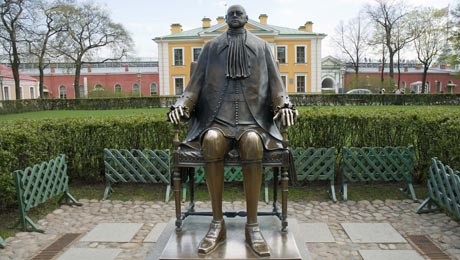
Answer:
1;106;460;121
0;182;428;240
0;108;169;121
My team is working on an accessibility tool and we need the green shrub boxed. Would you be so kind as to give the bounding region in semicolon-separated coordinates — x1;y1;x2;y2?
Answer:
0;107;459;208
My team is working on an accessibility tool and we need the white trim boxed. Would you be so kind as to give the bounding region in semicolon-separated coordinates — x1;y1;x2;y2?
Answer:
172;47;184;66
59;85;67;98
295;73;307;93
3;86;9;100
173;75;185;96
295;45;307;64
191;47;203;62
159;42;169;95
280;73;288;89
276;45;288;64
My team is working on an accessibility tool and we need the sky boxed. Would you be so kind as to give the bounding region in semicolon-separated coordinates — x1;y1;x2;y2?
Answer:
95;0;453;60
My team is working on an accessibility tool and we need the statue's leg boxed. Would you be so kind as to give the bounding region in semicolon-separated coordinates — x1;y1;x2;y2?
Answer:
239;131;270;257
198;129;229;255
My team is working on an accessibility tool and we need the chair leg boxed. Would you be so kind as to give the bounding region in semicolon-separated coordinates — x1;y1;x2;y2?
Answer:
173;167;182;231
272;168;279;212
281;169;288;232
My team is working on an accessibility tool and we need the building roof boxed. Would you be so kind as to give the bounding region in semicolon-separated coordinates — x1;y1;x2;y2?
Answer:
0;64;37;82
154;18;326;41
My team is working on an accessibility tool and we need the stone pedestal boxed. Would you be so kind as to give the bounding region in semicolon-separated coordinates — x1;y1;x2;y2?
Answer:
147;216;308;260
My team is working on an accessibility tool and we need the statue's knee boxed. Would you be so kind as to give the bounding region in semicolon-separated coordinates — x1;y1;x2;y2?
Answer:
202;129;227;160
239;131;263;161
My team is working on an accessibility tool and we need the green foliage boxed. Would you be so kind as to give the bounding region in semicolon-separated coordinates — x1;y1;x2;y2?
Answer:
346;74;396;92
0;106;459;209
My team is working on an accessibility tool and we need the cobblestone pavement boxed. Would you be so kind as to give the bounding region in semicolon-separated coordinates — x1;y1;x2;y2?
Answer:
0;199;459;260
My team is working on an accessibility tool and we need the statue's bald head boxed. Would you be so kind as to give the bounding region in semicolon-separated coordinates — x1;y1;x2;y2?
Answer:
225;4;248;29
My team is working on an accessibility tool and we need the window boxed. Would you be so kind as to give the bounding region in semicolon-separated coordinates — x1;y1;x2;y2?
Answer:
425;81;430;93
402;81;406;88
296;75;306;93
132;83;140;94
59;85;67;99
3;86;9;100
436;81;442;93
30;87;34;99
280;74;288;88
78;86;84;97
192;47;202;62
276;46;286;64
114;84;122;93
150;83;157;96
174;77;185;95
173;48;184;66
296;45;306;64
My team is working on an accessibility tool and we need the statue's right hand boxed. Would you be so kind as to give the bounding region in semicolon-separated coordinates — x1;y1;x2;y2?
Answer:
167;106;188;124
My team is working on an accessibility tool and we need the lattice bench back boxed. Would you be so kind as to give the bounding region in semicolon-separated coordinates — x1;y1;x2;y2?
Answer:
417;158;460;219
103;149;170;200
341;146;416;200
13;154;80;232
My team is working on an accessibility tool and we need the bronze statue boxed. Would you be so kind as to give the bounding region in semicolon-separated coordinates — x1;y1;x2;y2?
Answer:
168;4;297;257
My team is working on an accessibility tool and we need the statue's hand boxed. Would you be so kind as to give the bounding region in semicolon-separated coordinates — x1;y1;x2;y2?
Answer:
167;106;189;124
273;104;298;127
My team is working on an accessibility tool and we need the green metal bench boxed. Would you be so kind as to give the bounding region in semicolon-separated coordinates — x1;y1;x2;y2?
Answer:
13;154;81;232
103;149;170;201
341;146;416;201
292;147;336;202
0;236;4;248
417;158;460;219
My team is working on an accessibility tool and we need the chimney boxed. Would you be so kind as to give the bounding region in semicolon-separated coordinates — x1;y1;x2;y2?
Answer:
415;65;422;70
440;64;447;70
50;67;55;73
170;23;182;34
404;65;408;72
202;17;211;28
87;65;92;73
305;21;313;32
259;14;268;24
298;25;306;31
124;64;129;72
216;16;225;24
378;65;382;72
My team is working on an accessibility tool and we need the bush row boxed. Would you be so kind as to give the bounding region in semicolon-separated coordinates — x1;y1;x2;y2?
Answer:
2;94;460;115
1;107;459;209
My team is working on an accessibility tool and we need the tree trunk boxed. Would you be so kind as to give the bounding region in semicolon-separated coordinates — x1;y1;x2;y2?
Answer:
39;66;45;98
421;65;429;94
11;41;21;100
74;61;82;98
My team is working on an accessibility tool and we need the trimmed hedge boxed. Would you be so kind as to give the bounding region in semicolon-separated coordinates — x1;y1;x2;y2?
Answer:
1;94;460;115
0;107;459;209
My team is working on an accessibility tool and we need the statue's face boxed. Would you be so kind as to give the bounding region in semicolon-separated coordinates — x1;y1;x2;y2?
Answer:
225;5;248;29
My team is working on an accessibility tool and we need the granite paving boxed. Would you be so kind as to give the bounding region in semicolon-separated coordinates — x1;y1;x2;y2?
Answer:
0;199;459;260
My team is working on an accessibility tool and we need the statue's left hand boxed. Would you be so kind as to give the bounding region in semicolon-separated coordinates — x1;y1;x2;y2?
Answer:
273;105;298;127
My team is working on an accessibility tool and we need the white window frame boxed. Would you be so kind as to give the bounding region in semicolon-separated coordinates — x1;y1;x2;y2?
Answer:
173;76;185;95
280;73;288;89
276;45;287;64
295;73;307;93
192;47;202;62
59;85;67;99
436;81;442;93
173;47;184;66
30;87;34;99
3;86;9;100
295;45;307;64
150;82;158;96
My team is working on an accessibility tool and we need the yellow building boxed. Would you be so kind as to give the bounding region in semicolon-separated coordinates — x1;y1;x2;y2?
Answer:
154;15;326;96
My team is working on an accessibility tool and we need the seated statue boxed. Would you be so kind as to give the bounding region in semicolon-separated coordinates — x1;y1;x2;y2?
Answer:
167;4;297;257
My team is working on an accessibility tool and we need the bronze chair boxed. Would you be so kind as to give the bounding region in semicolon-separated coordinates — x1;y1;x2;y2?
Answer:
172;119;293;233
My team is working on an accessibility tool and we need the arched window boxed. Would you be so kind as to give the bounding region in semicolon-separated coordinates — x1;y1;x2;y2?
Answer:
94;84;104;91
114;84;122;93
132;83;140;94
59;85;67;99
150;83;157;96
